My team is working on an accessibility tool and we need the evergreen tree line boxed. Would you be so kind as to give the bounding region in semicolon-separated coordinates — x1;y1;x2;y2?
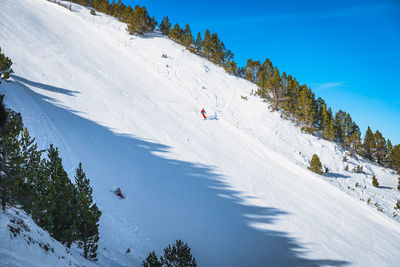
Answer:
70;0;157;35
242;56;400;171
58;1;400;172
0;100;101;261
0;49;101;261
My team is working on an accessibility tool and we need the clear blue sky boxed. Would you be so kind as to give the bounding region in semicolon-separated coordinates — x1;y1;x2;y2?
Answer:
123;0;400;144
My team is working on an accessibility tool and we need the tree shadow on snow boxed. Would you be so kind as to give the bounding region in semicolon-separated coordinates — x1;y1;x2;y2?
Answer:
13;75;79;96
11;77;349;267
325;173;351;179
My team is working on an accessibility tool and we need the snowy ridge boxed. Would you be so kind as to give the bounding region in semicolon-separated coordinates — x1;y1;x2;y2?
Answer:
1;0;400;266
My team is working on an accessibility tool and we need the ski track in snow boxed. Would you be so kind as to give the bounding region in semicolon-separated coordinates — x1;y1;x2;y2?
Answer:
1;0;400;266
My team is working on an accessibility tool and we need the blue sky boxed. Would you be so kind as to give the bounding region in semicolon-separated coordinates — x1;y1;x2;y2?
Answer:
123;0;400;144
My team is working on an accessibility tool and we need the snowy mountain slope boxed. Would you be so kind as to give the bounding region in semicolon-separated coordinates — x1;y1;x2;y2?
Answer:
0;208;97;267
1;0;400;266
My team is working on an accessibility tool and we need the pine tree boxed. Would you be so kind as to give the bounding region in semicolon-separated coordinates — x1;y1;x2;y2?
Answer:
143;251;162;267
327;118;336;141
0;47;13;83
0;111;23;211
183;24;194;50
113;0;125;20
363;126;374;160
245;59;261;84
202;30;211;59
121;5;134;23
385;139;393;168
74;163;101;261
373;130;386;165
168;23;184;43
372;175;379;187
160;240;197;267
321;104;330;138
159;16;171;35
392;145;400;172
195;32;202;53
296;87;316;131
126;6;157;35
208;33;225;64
16;128;44;213
44;144;77;247
267;67;284;110
224;59;238;75
31;165;53;231
281;75;300;116
309;154;323;175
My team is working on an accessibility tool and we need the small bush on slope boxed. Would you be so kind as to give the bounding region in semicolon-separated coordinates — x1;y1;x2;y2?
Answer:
372;175;379;187
308;154;323;175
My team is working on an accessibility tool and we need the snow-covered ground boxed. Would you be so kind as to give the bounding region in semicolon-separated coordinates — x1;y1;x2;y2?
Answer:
0;208;96;267
1;0;400;266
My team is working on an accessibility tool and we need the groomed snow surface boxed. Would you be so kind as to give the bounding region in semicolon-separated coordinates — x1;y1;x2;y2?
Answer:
1;0;400;266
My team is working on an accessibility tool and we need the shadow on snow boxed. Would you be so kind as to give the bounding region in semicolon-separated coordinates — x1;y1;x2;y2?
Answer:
10;76;349;266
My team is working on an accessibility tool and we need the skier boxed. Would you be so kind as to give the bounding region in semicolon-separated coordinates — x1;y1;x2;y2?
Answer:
201;108;207;120
115;187;125;199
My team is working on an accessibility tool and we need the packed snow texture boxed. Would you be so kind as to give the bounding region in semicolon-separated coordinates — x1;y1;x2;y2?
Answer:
1;0;400;266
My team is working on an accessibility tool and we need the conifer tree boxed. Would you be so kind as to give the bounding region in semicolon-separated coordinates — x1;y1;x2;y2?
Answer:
245;59;261;84
327;118;335;141
0;47;13;82
373;130;386;165
121;5;134;23
281;75;300;116
74;163;101;261
392;145;400;172
126;5;157;35
143;251;162;267
94;0;110;14
31;165;53;231
315;97;325;123
208;33;225;64
108;0;116;16
160;240;197;267
168;23;184;43
224;59;238;75
321;104;330;138
183;24;194;50
44;144;77;247
385;139;393;168
202;29;211;59
114;0;125;20
256;58;273;88
159;16;171;35
296;87;316;131
15;128;43;213
195;32;202;53
267;67;284;110
309;154;323;175
363;126;374;160
0;111;23;211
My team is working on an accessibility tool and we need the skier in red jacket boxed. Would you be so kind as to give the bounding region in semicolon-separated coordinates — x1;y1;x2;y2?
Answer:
115;187;125;199
201;108;207;119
